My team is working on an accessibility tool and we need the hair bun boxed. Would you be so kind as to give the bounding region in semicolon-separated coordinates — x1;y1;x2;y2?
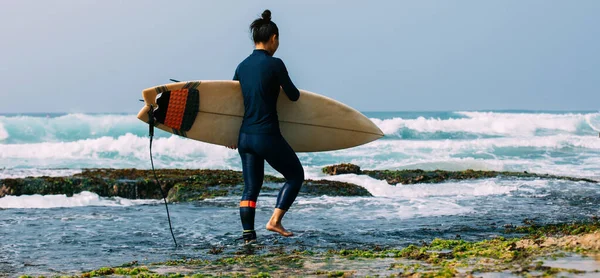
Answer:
261;9;272;21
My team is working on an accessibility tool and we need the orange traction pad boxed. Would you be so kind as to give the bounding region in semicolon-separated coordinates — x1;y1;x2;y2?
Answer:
163;89;189;130
239;200;257;208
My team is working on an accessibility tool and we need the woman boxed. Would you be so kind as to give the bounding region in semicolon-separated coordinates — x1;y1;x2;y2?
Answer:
231;9;304;243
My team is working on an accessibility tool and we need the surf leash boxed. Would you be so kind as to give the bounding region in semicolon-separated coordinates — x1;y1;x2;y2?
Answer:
147;104;178;248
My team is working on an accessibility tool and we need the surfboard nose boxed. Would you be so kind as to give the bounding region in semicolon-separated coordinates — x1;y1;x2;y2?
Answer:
362;118;385;142
370;122;385;137
357;112;385;138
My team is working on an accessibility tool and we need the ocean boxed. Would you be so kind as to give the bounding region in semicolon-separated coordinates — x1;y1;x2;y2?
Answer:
1;111;600;275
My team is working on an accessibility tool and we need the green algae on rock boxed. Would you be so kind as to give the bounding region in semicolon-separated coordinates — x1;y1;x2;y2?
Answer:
48;221;600;277
322;163;598;185
510;219;600;238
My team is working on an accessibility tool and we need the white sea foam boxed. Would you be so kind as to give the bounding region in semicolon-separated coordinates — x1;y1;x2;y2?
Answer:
290;177;546;219
332;135;600;157
294;195;474;219
0;113;144;143
0;133;240;169
371;112;597;136
314;174;538;199
586;113;600;132
0;168;82;179
1;133;599;177
0;191;160;209
0;122;8;141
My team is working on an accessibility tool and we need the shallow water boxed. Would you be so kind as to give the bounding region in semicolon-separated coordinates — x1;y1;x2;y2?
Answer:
1;177;599;276
543;254;600;273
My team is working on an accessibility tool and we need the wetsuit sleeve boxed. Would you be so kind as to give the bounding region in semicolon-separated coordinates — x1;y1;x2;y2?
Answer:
233;68;239;81
274;58;300;101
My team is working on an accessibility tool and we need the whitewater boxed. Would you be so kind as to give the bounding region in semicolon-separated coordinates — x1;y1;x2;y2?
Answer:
1;111;599;178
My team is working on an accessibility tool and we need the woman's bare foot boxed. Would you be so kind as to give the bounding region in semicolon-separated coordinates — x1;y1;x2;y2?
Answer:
266;208;293;237
266;221;293;237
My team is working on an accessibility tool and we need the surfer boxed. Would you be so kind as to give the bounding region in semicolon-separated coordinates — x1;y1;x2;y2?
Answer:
229;9;304;243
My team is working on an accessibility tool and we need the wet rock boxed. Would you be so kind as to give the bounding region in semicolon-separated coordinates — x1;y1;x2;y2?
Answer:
300;180;370;197
322;163;361;175
0;174;165;199
322;164;598;185
0;168;371;201
0;184;10;196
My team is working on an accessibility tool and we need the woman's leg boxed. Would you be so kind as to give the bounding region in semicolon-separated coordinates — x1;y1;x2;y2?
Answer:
261;135;304;236
238;135;264;241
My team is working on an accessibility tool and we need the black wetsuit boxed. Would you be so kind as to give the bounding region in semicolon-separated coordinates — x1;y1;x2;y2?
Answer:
233;49;304;234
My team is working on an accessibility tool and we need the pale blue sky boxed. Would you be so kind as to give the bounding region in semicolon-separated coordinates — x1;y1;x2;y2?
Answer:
0;1;598;113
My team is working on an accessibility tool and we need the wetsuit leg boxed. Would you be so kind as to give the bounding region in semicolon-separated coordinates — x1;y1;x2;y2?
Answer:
261;135;304;211
237;132;303;239
238;134;264;232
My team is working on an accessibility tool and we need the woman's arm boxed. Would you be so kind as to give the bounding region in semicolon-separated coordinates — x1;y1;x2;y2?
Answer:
274;58;300;101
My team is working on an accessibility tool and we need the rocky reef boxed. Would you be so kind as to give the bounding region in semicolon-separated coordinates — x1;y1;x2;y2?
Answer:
322;163;598;185
0;168;372;201
2;164;596;203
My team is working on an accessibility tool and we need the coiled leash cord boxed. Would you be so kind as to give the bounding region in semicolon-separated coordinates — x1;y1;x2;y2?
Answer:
147;104;178;247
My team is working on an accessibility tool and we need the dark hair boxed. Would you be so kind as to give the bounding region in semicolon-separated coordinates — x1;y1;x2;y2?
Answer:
250;9;279;43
